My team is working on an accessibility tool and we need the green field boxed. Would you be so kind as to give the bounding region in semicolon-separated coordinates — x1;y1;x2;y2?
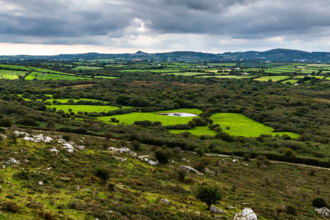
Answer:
0;64;30;70
306;64;330;67
48;105;125;113
0;70;27;79
95;76;119;79
198;75;252;79
295;75;325;79
165;72;209;76
149;69;181;73
281;80;298;84
254;76;290;82
212;113;299;138
99;109;201;125
25;72;88;80
71;66;103;71
28;67;72;75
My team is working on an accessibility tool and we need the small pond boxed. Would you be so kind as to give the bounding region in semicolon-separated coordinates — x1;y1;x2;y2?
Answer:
157;113;197;117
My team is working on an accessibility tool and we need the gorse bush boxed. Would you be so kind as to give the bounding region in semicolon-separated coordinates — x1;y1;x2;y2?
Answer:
312;198;328;208
155;149;169;164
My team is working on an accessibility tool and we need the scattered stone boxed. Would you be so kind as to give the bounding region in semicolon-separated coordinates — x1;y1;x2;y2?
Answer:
315;207;330;218
38;181;43;185
130;152;137;157
43;136;53;143
7;158;20;165
232;159;239;162
0;134;6;140
22;137;34;142
210;206;226;214
160;198;171;204
50;148;59;155
108;147;131;154
148;160;159;166
63;143;74;153
179;166;203;176
227;205;235;210
113;156;127;162
14;130;29;137
76;145;85;151
205;168;215;175
234;208;257;220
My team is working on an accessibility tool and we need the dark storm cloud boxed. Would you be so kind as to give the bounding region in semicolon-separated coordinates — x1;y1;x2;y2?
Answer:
0;0;330;45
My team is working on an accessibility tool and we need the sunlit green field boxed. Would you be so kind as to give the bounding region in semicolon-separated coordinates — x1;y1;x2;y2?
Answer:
165;72;209;76
254;76;290;82
28;67;72;75
281;80;299;84
295;75;325;79
0;70;27;79
197;75;252;79
95;76;119;79
25;72;88;80
171;113;300;138
48;105;125;113
0;64;30;70
71;66;103;70
98;109;201;125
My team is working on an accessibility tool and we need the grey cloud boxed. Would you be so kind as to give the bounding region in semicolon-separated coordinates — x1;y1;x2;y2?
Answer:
0;0;329;48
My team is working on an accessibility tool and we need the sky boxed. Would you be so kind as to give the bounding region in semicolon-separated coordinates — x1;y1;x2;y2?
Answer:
1;0;330;55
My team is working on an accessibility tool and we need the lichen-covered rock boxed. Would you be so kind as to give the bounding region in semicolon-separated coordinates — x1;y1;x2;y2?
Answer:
147;160;159;166
234;208;257;220
210;206;226;214
315;207;330;218
76;145;85;151
130;152;137;157
43;136;53;143
7;158;20;165
22;137;34;142
63;143;74;153
0;134;6;140
205;168;215;175
113;156;127;162
14;130;29;137
160;198;171;204
179;166;203;176
108;147;131;154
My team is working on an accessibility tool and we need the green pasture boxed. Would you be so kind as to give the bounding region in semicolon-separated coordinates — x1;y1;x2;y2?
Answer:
198;75;252;79
0;70;27;79
165;72;209;76
48;105;126;113
170;126;217;136
25;72;88;80
306;64;330;67
71;66;103;71
254;76;290;82
208;63;237;67
149;69;181;73
0;64;30;70
28;67;72;75
99;108;201;126
95;76;118;79
281;80;298;84
210;113;300;138
294;75;325;79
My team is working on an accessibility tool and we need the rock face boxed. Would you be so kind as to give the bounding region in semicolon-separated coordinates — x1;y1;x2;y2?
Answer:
234;208;257;220
179;166;203;176
315;207;330;218
21;133;53;143
210;206;226;214
160;198;171;204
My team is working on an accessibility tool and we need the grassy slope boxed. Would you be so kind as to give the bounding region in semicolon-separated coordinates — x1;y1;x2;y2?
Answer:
0;130;327;219
254;76;290;82
49;105;123;113
0;64;30;70
71;66;103;70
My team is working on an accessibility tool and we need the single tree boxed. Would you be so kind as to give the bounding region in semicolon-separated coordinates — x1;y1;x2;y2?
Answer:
196;186;222;210
94;168;110;183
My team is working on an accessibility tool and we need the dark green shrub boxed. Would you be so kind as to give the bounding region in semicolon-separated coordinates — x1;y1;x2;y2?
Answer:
131;141;141;151
94;168;110;183
3;201;19;213
312;198;328;208
0;118;12;127
104;132;112;140
46;120;56;129
243;153;251;161
286;206;297;215
62;135;71;142
178;170;187;182
74;127;87;134
196;186;222;209
155;150;169;164
17;118;38;127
